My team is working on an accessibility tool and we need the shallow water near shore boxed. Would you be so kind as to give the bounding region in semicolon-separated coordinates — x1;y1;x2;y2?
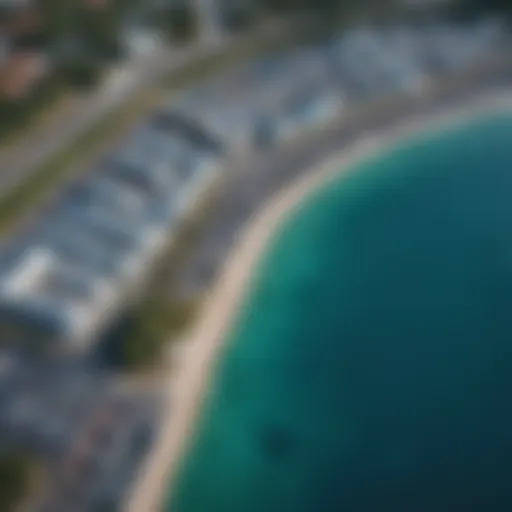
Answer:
165;111;512;512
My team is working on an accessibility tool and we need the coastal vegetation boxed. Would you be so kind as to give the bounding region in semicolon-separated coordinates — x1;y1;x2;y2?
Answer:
156;4;199;44
0;77;65;143
0;452;38;512
120;295;202;370
256;0;512;25
457;0;512;17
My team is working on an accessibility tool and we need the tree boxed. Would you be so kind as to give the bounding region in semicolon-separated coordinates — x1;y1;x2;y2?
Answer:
458;0;512;16
221;2;260;31
158;4;199;43
258;0;339;15
118;295;201;370
59;57;102;88
39;0;77;45
0;452;33;512
77;2;124;60
120;326;161;369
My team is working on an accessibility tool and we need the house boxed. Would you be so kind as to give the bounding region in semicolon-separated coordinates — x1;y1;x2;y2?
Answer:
0;50;48;100
0;0;48;100
0;246;112;350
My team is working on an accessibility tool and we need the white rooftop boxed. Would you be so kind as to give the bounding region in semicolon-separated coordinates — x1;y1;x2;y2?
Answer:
0;247;53;299
0;245;119;341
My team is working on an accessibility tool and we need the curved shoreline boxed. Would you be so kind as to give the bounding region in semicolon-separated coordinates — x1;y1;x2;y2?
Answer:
125;90;512;512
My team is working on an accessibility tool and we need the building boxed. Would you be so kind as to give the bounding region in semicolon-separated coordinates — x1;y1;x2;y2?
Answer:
0;0;47;100
0;50;48;100
0;245;118;351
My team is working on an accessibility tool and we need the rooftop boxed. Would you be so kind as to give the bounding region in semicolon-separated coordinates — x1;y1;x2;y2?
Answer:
0;51;48;100
0;246;116;342
0;246;52;299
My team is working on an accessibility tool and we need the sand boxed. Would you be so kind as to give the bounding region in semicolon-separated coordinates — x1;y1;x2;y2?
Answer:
124;89;512;512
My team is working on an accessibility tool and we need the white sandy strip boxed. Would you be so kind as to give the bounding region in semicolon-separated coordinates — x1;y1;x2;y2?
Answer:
125;89;512;512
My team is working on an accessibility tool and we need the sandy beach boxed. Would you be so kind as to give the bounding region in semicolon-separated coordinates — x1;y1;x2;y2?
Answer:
124;89;512;512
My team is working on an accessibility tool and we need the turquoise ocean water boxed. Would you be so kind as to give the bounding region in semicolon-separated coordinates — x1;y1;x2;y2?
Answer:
166;112;512;512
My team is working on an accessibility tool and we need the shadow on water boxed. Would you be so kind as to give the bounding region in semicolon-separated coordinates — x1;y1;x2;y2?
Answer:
259;424;296;461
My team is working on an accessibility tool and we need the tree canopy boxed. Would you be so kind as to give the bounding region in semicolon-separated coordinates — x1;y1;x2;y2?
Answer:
0;452;33;512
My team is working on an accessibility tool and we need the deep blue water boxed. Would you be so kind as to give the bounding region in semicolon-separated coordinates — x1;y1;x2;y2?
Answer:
166;112;512;512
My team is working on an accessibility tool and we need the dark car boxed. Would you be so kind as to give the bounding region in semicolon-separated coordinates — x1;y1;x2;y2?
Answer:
130;422;154;460
253;115;276;151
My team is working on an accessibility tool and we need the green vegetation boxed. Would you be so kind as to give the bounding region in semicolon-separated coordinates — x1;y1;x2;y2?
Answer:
0;0;127;143
449;0;512;20
39;0;126;61
120;295;202;370
79;3;125;60
59;57;103;89
0;452;35;512
0;78;65;143
157;4;199;44
256;0;511;25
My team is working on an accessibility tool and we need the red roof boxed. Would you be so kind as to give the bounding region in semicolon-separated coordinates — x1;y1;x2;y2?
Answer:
0;51;48;100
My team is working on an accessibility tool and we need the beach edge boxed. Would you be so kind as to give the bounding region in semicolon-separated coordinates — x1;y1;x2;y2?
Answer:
125;89;512;512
